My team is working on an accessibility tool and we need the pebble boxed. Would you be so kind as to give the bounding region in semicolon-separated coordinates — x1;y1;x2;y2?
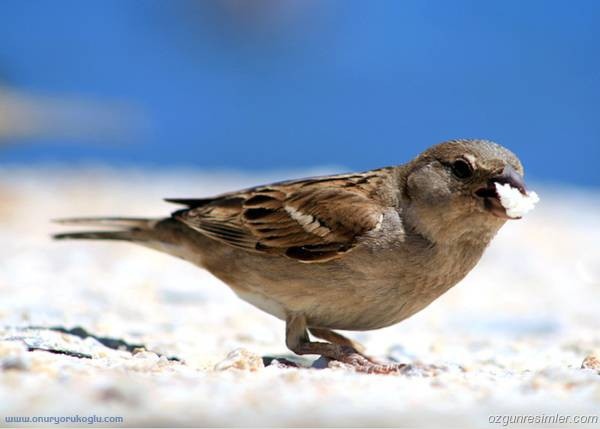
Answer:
581;354;600;371
0;340;30;371
214;348;264;371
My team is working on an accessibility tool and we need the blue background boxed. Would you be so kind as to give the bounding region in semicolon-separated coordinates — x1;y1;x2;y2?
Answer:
1;0;599;186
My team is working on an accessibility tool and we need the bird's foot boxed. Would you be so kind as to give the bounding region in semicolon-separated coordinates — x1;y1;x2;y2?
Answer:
287;317;442;375
327;356;443;375
321;346;443;375
325;351;411;374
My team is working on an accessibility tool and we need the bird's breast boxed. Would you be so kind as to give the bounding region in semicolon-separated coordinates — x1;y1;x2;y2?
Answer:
201;224;491;332
234;289;287;321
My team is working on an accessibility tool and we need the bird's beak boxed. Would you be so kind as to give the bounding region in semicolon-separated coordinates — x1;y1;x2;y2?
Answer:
475;165;527;219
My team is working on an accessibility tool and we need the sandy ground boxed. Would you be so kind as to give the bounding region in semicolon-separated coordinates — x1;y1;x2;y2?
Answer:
0;166;599;427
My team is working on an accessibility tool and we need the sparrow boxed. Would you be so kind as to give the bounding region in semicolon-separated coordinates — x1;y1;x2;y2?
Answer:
54;139;536;374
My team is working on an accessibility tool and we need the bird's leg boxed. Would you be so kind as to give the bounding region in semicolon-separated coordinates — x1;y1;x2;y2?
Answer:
286;314;409;374
308;327;383;364
308;327;366;353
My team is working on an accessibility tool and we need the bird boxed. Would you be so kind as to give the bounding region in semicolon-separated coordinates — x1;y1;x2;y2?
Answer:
54;139;535;374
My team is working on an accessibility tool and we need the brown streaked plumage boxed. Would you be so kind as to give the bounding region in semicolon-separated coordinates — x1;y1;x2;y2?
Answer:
168;169;393;262
54;139;531;374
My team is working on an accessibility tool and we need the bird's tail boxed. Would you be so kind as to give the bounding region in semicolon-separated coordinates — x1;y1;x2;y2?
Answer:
52;217;160;242
53;215;213;266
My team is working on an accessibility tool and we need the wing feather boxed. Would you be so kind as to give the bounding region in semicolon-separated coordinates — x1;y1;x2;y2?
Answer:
172;172;390;262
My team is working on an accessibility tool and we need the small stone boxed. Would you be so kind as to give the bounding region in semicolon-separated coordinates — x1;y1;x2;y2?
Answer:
132;350;160;362
214;348;264;372
266;358;300;369
581;354;600;371
311;356;331;369
0;340;30;371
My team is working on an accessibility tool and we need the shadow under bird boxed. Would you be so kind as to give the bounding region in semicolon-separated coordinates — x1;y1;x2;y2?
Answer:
54;139;538;374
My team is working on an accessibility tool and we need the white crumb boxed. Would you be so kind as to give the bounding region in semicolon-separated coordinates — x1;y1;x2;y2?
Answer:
495;182;540;218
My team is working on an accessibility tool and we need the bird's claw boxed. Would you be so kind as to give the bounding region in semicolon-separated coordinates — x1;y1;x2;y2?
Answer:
326;353;411;374
325;352;444;375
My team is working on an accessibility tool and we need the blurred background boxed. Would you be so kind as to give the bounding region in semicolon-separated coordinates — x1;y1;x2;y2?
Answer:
0;0;599;185
1;2;600;426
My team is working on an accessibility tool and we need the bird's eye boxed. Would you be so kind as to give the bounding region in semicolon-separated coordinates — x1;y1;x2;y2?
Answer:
451;159;474;179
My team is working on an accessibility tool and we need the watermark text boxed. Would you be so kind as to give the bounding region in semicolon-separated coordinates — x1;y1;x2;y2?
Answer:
489;413;598;426
5;414;124;425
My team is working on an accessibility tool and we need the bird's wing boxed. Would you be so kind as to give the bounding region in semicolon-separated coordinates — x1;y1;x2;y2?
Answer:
167;172;391;262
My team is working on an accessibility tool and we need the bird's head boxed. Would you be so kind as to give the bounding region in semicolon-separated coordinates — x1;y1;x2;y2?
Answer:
402;139;537;243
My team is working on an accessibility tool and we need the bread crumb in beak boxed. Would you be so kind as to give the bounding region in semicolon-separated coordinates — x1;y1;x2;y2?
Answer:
495;182;540;218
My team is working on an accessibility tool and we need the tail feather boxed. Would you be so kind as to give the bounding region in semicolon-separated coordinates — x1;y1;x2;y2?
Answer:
53;217;157;229
52;217;159;242
53;216;208;264
53;230;139;241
